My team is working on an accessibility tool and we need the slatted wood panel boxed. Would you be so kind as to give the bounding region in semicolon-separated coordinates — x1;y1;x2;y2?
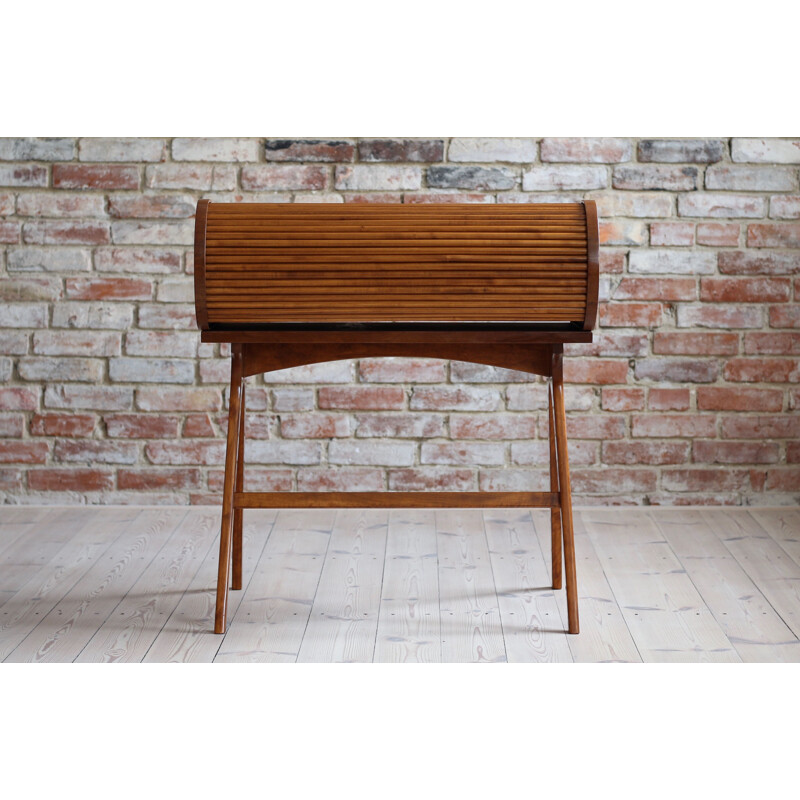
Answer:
3;507;798;662
197;202;596;325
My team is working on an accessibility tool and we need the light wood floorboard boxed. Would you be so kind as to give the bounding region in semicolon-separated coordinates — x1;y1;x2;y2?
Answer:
1;506;798;663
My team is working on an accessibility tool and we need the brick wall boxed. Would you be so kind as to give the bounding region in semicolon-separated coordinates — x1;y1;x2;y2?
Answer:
0;137;798;505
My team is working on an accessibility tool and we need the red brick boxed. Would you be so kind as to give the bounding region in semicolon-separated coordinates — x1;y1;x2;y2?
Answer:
410;387;501;411
614;278;696;301
654;332;739;355
343;193;404;204
602;388;645;411
354;413;444;438
599;302;663;327
766;469;800;492
648;388;690;411
280;414;351;438
676;304;764;329
108;195;195;219
319;386;405;410
696;223;740;247
449;414;538;439
632;414;717;438
23;221;110;245
697;387;782;412
64;277;153;301
182;414;216;438
788;442;800;462
744;332;800;355
769;306;800;328
358;358;446;383
266;139;355;162
30;413;96;437
718;251;797;275
721;416;800;439
599;220;647;246
296;468;383;492
53;164;139;190
209;469;293;492
567;415;626;439
602;441;689;465
28;468;114;492
564;358;629;384
723;358;800;382
0;415;24;437
571;468;658;493
650;222;694;246
748;223;800;248
700;277;791;303
634;359;719;383
359;139;444;162
0;441;49;463
693;441;779;464
136;387;222;412
600;250;625;273
388;468;475;491
241;165;327;191
0;388;39;410
105;413;181;438
118;469;202;490
662;468;752;492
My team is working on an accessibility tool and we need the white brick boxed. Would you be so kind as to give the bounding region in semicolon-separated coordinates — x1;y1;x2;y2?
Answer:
172;138;260;162
705;166;797;192
329;440;415;466
448;138;537;162
334;166;421;191
677;193;767;218
264;361;354;384
79;138;166;162
108;358;195;384
52;302;134;330
732;138;800;164
0;138;75;160
7;247;91;272
246;441;321;465
0;303;48;328
156;277;194;303
629;251;717;275
44;384;133;410
587;192;673;217
111;220;194;245
522;166;607;191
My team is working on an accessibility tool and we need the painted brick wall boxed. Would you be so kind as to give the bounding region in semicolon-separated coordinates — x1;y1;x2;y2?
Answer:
0;137;798;506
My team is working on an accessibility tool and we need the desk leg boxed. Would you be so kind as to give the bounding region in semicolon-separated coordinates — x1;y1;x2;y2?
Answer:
232;379;245;591
551;351;579;635
548;383;563;591
214;345;243;635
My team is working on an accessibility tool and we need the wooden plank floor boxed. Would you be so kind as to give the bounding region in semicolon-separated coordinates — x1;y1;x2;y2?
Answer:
1;505;798;663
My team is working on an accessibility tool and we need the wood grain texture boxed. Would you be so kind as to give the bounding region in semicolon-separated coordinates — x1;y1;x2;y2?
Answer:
215;509;333;663
374;509;441;663
143;510;275;663
484;509;573;662
296;509;388;662
582;509;741;662
4;508;187;663
649;508;800;663
196;202;595;325
436;509;506;662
